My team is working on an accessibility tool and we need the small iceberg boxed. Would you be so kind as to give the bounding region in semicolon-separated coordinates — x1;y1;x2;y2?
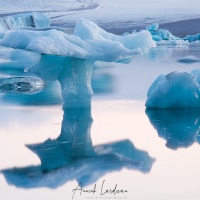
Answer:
177;55;200;64
0;12;50;38
146;23;200;45
145;70;200;108
0;76;45;94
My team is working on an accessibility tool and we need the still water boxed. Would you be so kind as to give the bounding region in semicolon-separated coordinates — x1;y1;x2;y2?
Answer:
1;45;200;200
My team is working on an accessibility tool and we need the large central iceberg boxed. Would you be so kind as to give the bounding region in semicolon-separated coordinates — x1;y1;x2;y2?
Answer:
0;17;156;108
0;18;156;61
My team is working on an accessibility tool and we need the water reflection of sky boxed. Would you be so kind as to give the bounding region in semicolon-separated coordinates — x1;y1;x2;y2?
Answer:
1;45;200;199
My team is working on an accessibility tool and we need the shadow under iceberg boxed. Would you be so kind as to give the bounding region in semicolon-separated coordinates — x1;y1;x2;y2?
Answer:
146;108;200;150
1;108;155;189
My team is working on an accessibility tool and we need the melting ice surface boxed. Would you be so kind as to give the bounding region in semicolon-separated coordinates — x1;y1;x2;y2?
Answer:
1;108;155;189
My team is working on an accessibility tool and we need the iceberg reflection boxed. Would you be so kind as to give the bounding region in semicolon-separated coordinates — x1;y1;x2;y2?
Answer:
1;108;155;189
146;108;200;149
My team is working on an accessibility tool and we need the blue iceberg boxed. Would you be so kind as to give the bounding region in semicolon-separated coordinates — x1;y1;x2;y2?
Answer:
146;23;200;44
146;23;179;42
0;18;155;61
0;16;157;108
146;70;200;108
0;76;45;94
0;12;50;38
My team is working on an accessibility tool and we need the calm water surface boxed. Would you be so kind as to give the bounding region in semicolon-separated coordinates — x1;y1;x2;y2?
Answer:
1;45;200;200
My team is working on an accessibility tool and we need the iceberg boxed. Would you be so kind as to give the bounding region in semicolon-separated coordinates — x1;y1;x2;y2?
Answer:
0;18;156;61
145;71;200;108
0;76;45;94
0;18;156;108
146;23;200;44
0;13;50;38
146;23;179;42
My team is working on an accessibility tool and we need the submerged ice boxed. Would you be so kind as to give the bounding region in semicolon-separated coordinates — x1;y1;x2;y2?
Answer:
146;70;200;108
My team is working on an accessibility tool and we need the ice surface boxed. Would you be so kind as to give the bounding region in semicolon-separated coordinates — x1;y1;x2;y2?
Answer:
0;18;155;61
146;71;200;108
146;108;200;149
1;108;155;188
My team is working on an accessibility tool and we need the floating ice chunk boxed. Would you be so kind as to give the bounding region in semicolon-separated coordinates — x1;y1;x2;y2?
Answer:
183;33;200;42
0;12;50;39
0;13;50;36
146;23;179;42
0;76;45;94
146;23;200;45
0;18;155;61
177;55;200;64
145;71;200;108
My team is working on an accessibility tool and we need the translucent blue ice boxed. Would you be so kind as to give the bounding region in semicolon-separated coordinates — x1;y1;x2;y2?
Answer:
146;70;200;108
146;23;200;44
146;23;179;42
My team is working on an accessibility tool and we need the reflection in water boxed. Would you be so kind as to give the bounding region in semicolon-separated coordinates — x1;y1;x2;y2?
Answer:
146;108;200;150
92;63;116;94
1;108;155;189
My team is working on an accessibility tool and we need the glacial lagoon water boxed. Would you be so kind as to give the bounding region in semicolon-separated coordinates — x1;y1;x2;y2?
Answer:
1;45;200;200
